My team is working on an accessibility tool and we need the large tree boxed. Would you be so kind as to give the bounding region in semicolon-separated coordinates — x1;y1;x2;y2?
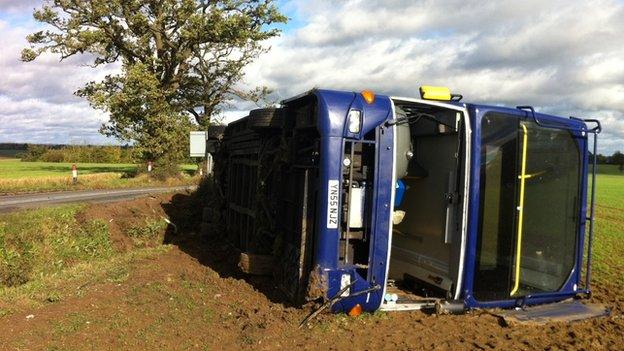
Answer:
23;0;286;163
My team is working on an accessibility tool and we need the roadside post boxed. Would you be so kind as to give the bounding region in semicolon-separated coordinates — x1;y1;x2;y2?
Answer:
205;127;212;175
71;164;78;185
147;161;153;173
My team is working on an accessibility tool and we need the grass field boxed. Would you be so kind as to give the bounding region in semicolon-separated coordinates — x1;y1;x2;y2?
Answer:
0;159;199;194
591;174;624;281
0;159;197;179
593;163;624;175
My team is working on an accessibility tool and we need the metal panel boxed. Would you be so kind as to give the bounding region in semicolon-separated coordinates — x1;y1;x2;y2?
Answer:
495;301;609;325
189;131;206;157
392;135;458;261
309;90;395;313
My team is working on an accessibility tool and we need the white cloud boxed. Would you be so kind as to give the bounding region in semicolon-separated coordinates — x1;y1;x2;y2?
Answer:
0;0;623;154
0;0;39;13
0;95;109;144
0;16;119;145
241;0;624;154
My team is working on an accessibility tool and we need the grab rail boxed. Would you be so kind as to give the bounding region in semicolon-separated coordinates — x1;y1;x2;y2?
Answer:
517;106;587;132
571;117;602;134
516;106;540;126
576;118;601;295
510;123;529;296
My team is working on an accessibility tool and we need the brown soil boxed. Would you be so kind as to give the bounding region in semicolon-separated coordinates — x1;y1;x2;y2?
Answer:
75;193;173;251
1;193;623;350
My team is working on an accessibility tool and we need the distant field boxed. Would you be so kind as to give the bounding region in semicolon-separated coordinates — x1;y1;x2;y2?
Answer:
0;159;198;194
0;159;197;179
0;159;136;179
596;164;624;175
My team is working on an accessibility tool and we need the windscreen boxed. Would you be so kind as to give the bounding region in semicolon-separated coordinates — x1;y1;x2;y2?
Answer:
473;112;581;301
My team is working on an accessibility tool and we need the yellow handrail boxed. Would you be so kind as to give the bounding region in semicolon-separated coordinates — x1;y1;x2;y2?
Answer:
511;124;529;296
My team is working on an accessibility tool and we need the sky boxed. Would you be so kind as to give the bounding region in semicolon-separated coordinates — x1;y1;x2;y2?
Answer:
0;0;623;154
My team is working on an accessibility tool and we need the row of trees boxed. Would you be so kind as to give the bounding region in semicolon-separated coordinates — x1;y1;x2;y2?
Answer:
23;0;287;176
20;144;135;164
591;151;624;168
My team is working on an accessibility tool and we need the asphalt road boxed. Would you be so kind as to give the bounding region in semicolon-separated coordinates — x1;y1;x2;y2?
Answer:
0;186;196;213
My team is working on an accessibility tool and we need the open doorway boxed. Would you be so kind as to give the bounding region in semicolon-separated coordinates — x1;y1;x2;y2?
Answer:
382;99;467;310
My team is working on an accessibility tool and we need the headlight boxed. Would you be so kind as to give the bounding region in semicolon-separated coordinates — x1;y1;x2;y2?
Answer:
348;109;362;134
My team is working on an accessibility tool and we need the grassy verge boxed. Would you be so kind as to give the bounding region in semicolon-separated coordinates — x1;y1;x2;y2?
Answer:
0;173;198;194
0;245;171;316
0;205;112;287
0;204;171;314
0;159;199;194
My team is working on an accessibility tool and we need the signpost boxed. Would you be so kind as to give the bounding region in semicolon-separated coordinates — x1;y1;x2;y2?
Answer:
190;131;210;175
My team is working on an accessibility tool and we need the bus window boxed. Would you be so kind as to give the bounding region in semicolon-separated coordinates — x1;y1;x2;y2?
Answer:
473;112;581;301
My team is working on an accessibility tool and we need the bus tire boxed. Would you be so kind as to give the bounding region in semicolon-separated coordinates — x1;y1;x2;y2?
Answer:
248;108;283;130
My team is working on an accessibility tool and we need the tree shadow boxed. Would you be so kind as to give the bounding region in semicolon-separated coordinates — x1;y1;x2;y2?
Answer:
160;189;292;306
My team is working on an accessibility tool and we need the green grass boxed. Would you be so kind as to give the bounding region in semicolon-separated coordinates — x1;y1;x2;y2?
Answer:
0;159;135;179
127;219;168;247
0;159;199;194
595;164;624;175
0;159;197;179
0;205;113;287
590;174;624;282
0;243;170;314
0;203;171;315
594;174;624;211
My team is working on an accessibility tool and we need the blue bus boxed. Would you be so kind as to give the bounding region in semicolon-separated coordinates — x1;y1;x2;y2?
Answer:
216;86;600;315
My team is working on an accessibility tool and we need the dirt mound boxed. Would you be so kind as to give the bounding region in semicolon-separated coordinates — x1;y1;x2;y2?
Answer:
75;193;180;251
1;191;622;350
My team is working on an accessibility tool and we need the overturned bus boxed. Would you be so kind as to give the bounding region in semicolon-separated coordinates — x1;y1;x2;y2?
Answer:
214;86;601;314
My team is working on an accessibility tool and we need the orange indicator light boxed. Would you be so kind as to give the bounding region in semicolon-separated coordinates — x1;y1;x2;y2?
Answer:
361;90;375;104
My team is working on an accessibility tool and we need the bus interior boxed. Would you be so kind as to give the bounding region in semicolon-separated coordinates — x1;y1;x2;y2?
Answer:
383;99;467;310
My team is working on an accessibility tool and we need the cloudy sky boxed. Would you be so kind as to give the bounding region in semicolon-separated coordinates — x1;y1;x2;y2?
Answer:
0;0;623;153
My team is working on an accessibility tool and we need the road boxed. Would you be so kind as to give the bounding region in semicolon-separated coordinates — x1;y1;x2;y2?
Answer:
0;186;196;213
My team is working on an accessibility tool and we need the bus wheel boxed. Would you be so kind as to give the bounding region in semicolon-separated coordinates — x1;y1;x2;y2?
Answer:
249;108;284;130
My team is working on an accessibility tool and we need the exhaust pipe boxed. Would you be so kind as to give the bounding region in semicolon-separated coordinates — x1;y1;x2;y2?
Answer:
435;299;466;315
